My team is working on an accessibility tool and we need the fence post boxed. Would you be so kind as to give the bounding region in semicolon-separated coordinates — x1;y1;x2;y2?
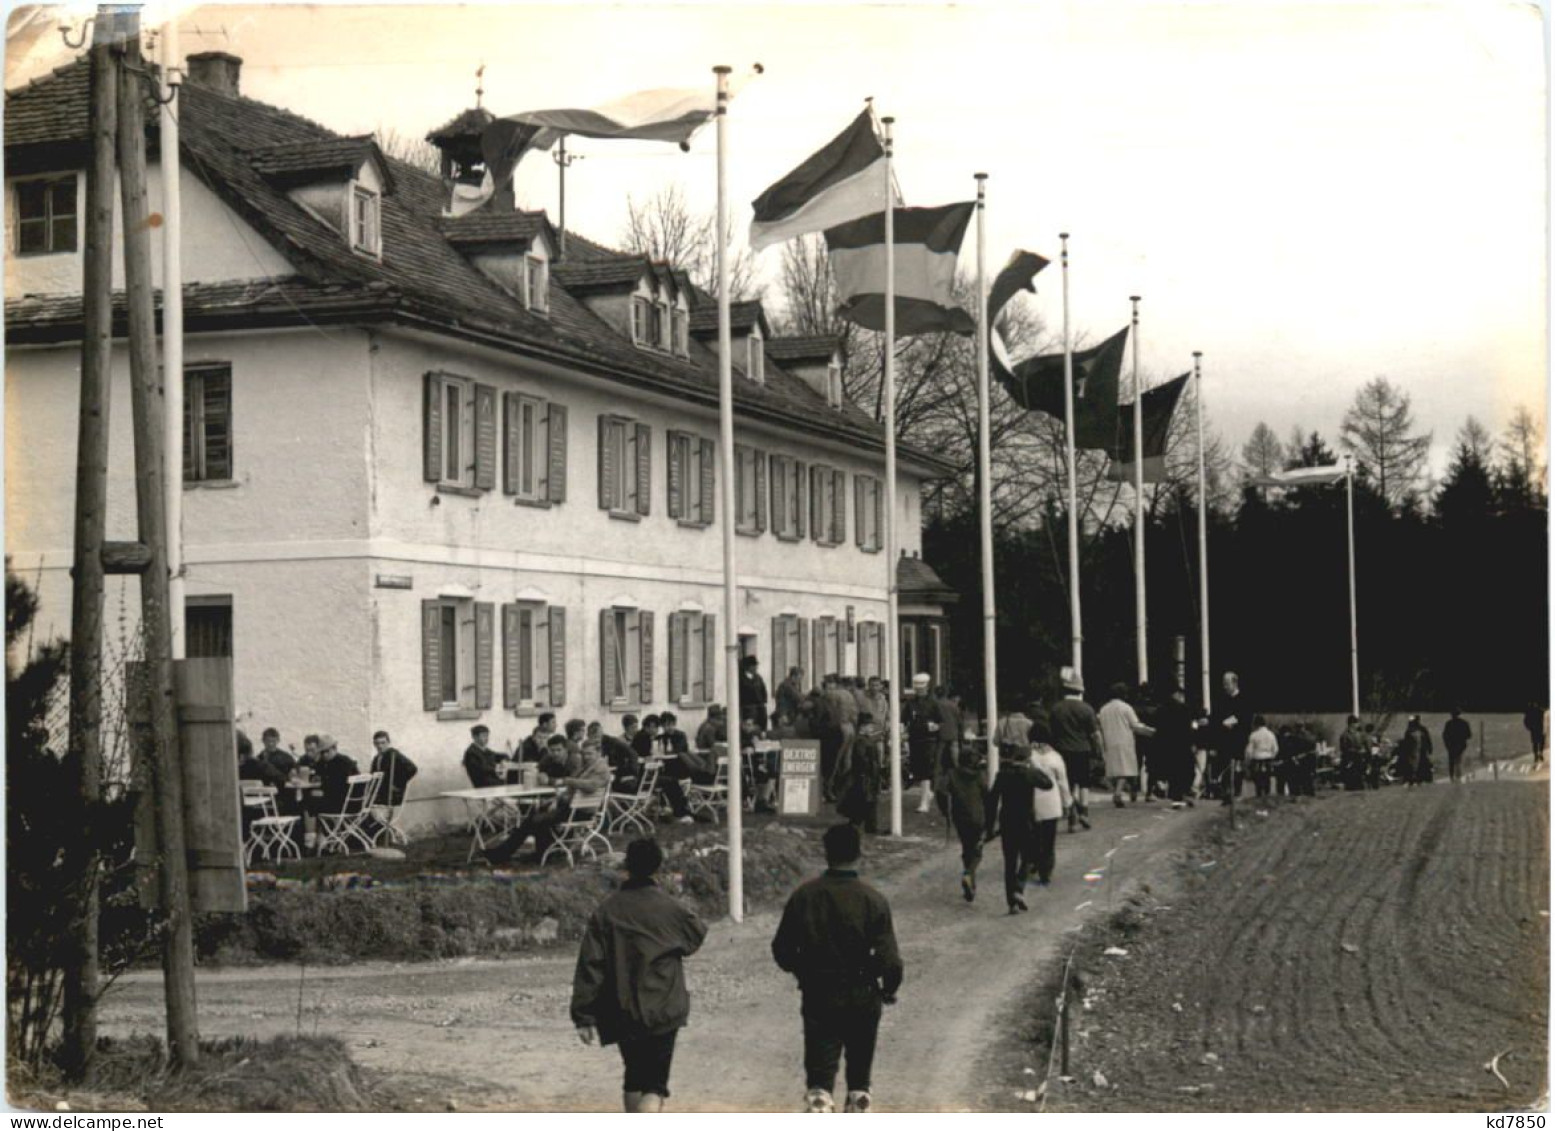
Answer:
1058;965;1071;1077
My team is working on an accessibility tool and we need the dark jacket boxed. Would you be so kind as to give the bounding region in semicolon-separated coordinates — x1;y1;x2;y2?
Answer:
1443;717;1472;755
261;746;297;780
772;869;903;999
1153;698;1195;764
1049;696;1101;759
371;747;419;807
570;880;708;1045
740;669;770;730
238;755;288;789
316;752;362;812
983;759;1053;838
602;735;640;787
904;694;946;747
463;743;502;788
775;676;805;723
1212;691;1252;760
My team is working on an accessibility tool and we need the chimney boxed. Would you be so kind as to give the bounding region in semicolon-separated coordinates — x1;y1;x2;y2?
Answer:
185;52;243;98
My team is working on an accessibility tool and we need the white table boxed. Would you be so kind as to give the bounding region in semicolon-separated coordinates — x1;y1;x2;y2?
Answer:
441;784;561;863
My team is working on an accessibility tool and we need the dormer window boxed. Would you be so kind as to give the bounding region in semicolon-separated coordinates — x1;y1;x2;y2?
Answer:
746;329;765;386
657;295;673;350
827;358;843;409
673;305;690;358
525;254;549;313
349;182;381;258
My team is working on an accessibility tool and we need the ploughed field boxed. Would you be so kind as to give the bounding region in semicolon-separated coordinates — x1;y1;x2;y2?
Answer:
1041;780;1548;1112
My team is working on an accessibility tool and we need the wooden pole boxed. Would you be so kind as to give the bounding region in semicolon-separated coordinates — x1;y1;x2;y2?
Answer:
884;117;903;837
1060;234;1083;677
60;6;120;1079
115;14;200;1068
974;172;998;786
1130;296;1147;685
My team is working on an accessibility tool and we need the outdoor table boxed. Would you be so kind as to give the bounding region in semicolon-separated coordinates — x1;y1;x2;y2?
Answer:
281;776;325;813
441;784;561;863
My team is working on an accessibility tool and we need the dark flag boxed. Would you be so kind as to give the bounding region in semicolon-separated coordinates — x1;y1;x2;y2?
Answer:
988;249;1050;384
1106;372;1191;483
825;202;976;336
996;326;1130;450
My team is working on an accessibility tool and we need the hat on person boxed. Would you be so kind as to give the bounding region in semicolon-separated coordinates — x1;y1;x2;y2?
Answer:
912;672;932;689
316;733;337;752
1061;666;1085;693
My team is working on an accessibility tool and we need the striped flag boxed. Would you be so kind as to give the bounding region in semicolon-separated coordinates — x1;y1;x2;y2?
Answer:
1106;372;1191;484
988;249;1050;384
1249;464;1349;488
749;110;898;252
994;326;1130;450
825;203;976;336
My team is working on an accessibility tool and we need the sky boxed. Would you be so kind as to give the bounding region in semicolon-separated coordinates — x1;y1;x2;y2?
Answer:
7;0;1549;478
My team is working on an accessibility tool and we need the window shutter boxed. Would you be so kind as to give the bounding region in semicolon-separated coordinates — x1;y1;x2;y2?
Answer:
548;606;567;706
771;615;785;679
810;466;824;542
795;460;808;537
424;373;445;483
475;602;494;710
813;618;826;684
874;478;884;551
635;423;652;516
502;393;520;495
835;618;846;674
546;403;568;503
702;613;717;704
769;455;785;534
755;448;768;532
667;432;684;519
598;416;618;511
832;470;847;546
202;370;232;480
638;610;655;703
699;438;716;525
855;475;866;546
421;600;442;710
857;622;868;678
669;612;686;702
502;603;521;708
474;384;498;491
600;609;617;704
798;617;811;688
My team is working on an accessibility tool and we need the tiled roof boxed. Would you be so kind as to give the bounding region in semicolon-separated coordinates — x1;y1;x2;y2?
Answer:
898;555;959;602
426;105;494;143
437;210;551;247
690;299;766;335
766;336;840;364
552;258;649;291
3;58;953;476
249;135;393;192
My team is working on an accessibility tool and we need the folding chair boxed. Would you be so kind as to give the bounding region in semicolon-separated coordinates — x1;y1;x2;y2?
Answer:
686;757;729;825
317;772;382;856
605;761;661;838
540;800;612;867
242;784;301;864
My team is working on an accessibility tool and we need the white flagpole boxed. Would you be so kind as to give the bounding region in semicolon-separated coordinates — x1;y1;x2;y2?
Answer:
884;117;903;838
1060;234;1082;677
974;174;997;785
160;14;185;659
1130;295;1147;686
1345;453;1360;717
713;65;743;921
1194;351;1211;710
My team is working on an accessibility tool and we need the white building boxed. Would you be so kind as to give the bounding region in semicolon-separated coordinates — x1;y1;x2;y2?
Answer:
4;53;958;824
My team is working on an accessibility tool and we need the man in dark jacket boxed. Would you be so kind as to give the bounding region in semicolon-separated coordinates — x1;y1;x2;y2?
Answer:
572;838;707;1112
983;748;1054;914
903;673;946;814
1211;671;1251;804
772;823;903;1114
1050;667;1101;831
463;725;503;788
370;730;419;807
739;654;770;732
1442;709;1472;783
1152;686;1196;805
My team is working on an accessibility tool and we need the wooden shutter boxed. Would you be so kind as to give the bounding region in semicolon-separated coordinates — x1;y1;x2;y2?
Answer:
699;438;716;525
421;600;442;710
635;423;652;515
474;602;494;709
832;470;847;545
794;460;808;537
874;478;884;551
809;466;822;541
669;612;686;701
755;448;768;532
201;370;232;480
548;606;566;706
855;475;866;546
638;610;655;703
424;372;445;483
474;384;497;491
546;402;568;503
598;416;618;511
798;617;811;687
502;393;520;495
702;613;717;704
667;431;684;519
600;608;617;704
834;617;846;674
812;618;826;683
770;455;785;534
502;603;522;708
771;615;785;679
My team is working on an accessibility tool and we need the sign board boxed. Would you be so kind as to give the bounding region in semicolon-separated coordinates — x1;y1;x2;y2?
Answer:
375;573;414;589
778;738;823;819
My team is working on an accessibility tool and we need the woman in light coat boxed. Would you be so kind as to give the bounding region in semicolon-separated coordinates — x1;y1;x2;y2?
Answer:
1029;716;1072;887
1098;683;1155;808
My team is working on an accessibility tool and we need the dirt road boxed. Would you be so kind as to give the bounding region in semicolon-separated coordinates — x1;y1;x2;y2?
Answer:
100;801;1209;1112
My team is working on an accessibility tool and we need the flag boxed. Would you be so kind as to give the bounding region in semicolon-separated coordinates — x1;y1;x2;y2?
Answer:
1249;464;1349;488
988;249;1050;384
749;110;898;252
1106;372;1191;484
825;203;976;336
995;326;1130;449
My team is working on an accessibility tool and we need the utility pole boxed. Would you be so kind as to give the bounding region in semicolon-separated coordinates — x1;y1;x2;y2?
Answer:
60;5;119;1079
115;11;200;1067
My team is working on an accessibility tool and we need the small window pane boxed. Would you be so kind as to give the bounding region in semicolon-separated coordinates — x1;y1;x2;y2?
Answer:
440;606;459;703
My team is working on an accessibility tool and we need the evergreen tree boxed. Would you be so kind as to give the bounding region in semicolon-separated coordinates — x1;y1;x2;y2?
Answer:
1340;377;1432;510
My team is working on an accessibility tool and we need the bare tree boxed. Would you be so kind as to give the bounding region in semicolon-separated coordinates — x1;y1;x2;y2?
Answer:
1456;416;1494;465
1241;422;1285;479
374;127;441;177
1499;404;1546;504
620;184;760;301
1339;376;1432;509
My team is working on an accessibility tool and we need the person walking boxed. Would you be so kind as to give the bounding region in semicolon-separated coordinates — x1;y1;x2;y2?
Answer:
1524;701;1546;766
739;654;770;733
1027;716;1072;887
1338;715;1368;791
1212;672;1252;804
771;823;903;1114
1050;667;1102;831
1245;716;1279;799
571;838;708;1112
1099;683;1156;808
982;739;1054;914
939;737;989;903
1442;708;1472;783
1153;686;1197;807
1399;715;1433;785
904;673;947;815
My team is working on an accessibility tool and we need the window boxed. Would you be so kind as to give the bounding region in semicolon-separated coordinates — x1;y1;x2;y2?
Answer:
928;623;945;688
183;364;233;483
631;296;652;346
425;373;497;492
504;602;566;709
857;621;885;680
669;431;714;526
601;607;654;707
769;454;806;541
813;615;844;682
809;465;847;546
184;596;232;658
745;331;765;385
525;254;549;313
733;444;767;535
901;622;919;685
505;393;566;505
349;183;380;257
673;307;690;357
854;474;884;552
657;298;673;350
422;598;495;715
14;176;77;256
827;359;844;409
771;614;808;687
598;416;650;517
669;610;717;705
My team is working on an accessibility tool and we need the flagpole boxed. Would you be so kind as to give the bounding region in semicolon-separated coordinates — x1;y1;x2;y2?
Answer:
1194;351;1211;711
1060;234;1082;677
1345;453;1360;717
974;173;997;785
1130;295;1147;686
884;116;903;838
713;65;743;922
160;14;184;659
